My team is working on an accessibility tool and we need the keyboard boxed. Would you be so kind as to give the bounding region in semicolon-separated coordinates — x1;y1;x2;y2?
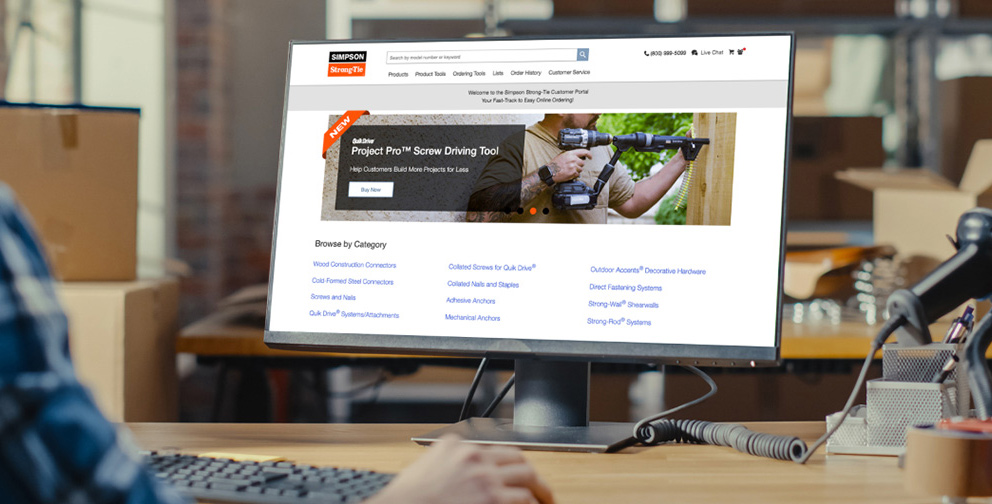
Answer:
144;451;395;503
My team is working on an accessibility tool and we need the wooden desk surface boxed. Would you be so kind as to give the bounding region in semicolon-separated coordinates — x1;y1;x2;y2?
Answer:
128;422;931;503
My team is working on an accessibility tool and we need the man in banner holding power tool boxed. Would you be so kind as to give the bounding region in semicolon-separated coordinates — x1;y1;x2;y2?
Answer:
466;113;698;224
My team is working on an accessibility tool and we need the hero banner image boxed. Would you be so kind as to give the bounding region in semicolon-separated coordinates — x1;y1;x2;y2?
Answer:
321;112;735;226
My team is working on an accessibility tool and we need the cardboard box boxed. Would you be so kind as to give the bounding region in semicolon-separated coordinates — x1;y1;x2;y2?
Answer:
60;278;179;422
792;42;832;116
0;104;139;280
837;140;992;260
788;117;883;221
940;77;992;186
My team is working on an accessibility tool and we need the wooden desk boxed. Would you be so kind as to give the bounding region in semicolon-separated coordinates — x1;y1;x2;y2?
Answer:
128;422;931;503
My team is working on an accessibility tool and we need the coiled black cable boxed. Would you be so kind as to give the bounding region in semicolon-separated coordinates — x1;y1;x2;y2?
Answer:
630;365;806;462
631;365;718;437
637;418;808;462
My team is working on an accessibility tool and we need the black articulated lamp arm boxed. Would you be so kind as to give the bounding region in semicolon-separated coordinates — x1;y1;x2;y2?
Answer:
885;208;992;346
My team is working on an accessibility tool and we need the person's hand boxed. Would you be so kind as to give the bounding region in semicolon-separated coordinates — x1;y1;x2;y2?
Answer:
548;149;589;183
369;435;555;504
670;146;686;170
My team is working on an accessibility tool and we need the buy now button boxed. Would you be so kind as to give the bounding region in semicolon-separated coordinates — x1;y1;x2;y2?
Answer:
348;182;394;198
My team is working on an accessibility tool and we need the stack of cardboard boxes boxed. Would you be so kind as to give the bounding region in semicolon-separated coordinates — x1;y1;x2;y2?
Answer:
838;140;992;261
0;104;178;422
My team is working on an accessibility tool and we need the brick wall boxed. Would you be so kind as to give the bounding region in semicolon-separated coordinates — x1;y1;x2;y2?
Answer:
176;0;275;323
176;0;223;322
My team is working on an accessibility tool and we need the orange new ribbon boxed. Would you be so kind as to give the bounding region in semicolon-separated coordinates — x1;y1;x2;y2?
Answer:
322;110;368;159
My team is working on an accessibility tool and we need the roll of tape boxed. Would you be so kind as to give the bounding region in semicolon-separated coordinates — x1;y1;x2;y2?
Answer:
905;426;992;497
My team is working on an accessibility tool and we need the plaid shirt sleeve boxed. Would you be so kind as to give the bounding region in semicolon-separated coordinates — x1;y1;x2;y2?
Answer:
0;184;189;504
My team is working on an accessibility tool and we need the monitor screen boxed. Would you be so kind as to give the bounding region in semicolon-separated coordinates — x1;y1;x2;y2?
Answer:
265;34;793;368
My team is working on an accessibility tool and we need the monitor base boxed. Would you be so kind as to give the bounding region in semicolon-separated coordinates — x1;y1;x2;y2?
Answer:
411;417;638;453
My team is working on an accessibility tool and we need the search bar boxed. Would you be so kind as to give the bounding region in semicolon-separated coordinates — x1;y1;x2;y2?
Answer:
386;48;589;64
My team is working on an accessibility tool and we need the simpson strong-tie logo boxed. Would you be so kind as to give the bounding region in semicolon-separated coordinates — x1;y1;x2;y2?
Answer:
328;51;367;77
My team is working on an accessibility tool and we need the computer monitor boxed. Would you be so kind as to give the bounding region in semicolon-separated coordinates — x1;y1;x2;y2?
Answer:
265;33;794;452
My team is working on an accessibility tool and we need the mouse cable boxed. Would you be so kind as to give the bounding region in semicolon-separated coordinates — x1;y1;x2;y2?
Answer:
793;313;905;464
481;374;515;418
459;357;490;421
325;369;392;399
464;364;717;424
480;365;711;420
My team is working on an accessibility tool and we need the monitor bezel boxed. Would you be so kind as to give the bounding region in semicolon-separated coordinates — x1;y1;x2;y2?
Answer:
264;32;795;368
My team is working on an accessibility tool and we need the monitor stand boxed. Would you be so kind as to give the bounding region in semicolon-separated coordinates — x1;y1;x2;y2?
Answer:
412;359;637;453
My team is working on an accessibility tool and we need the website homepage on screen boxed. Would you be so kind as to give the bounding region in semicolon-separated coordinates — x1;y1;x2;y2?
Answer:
267;35;791;351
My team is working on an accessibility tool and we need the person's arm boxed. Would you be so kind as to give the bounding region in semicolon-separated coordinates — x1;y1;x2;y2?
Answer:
466;149;590;222
369;435;555;504
0;184;552;504
614;149;687;219
0;184;190;504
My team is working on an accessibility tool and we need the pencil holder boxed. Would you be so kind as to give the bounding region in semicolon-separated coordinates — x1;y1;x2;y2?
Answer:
881;342;970;415
826;342;968;455
825;405;867;449
866;378;958;447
